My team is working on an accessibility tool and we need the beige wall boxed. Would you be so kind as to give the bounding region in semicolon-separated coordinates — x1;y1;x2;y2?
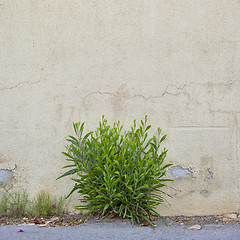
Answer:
0;0;239;215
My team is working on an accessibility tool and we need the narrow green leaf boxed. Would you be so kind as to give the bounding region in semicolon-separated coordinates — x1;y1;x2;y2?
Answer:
56;169;78;180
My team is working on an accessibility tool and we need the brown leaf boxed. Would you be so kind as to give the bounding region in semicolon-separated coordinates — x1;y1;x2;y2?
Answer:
188;225;201;230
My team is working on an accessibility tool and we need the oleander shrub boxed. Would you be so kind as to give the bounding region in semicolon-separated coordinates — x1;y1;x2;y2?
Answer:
58;116;172;225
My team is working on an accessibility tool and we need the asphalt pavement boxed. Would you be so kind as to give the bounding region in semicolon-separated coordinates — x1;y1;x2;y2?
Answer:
0;219;239;240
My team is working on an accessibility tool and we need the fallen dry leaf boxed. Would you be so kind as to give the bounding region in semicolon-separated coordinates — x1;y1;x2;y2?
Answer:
188;224;201;230
39;224;48;227
140;222;150;226
50;217;59;222
225;213;238;219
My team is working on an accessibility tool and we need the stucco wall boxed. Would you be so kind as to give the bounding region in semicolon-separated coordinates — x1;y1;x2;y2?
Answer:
0;0;239;215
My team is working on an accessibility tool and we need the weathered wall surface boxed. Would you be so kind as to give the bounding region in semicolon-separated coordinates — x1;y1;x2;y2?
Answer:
0;0;239;215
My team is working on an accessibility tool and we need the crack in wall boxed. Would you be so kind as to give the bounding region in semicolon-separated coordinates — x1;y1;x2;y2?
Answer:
188;80;236;88
81;79;237;107
81;84;190;102
0;68;46;91
171;126;228;129
0;80;41;91
208;102;240;114
0;79;41;91
83;90;113;100
132;84;190;101
207;169;213;180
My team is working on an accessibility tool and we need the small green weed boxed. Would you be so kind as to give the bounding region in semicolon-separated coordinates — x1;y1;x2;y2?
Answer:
0;187;67;218
0;189;29;217
58;115;173;226
32;191;67;217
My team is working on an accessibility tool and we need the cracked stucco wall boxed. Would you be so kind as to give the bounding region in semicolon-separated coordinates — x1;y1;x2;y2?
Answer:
0;0;239;215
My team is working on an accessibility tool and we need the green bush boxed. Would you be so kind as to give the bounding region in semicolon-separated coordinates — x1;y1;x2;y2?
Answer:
58;116;172;225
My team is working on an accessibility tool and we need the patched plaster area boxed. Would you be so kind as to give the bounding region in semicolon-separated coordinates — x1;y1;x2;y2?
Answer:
0;170;13;187
167;166;193;179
